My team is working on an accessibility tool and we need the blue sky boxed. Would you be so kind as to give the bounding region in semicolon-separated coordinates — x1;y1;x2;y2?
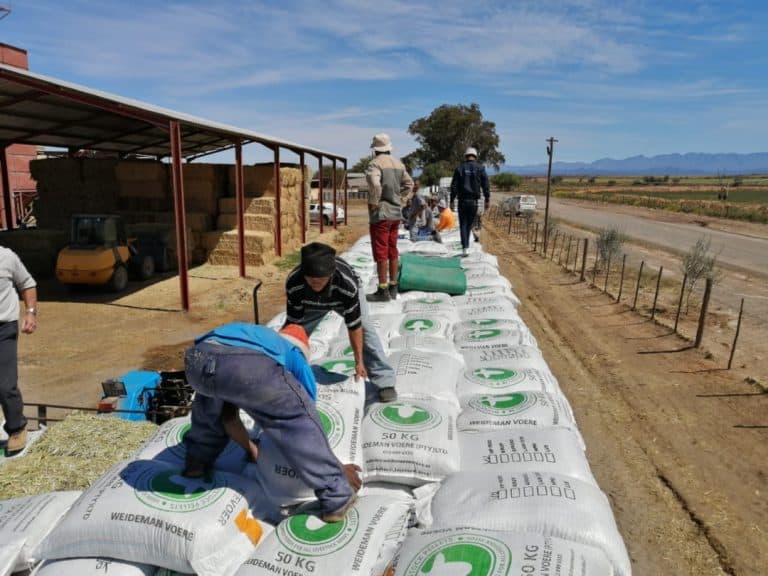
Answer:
3;0;768;166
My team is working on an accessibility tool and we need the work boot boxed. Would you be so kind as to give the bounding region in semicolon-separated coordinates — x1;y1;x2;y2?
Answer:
366;286;391;303
388;283;399;300
5;426;27;457
378;387;398;403
432;230;442;243
461;248;469;257
322;494;358;523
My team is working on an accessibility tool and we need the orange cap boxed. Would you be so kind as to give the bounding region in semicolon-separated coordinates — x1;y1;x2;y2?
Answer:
279;324;310;360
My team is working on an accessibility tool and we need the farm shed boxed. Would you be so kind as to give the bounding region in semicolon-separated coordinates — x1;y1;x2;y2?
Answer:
0;62;348;310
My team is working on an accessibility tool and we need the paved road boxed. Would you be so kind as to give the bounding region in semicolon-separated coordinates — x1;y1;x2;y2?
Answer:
534;196;768;276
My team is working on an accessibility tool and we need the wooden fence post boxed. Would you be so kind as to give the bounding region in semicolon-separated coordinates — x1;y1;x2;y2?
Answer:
533;223;539;252
551;232;558;259
565;238;573;272
694;277;713;348
592;243;599;284
507;213;513;235
632;261;645;311
651;266;663;319
674;273;688;333
580;238;588;282
728;298;745;369
617;254;627;302
604;252;612;293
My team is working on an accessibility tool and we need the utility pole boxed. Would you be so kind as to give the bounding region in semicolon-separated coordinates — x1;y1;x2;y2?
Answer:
543;137;558;255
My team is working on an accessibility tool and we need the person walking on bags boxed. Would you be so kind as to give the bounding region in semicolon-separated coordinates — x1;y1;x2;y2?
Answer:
365;133;413;301
183;322;361;523
450;147;490;257
284;242;398;403
0;245;37;457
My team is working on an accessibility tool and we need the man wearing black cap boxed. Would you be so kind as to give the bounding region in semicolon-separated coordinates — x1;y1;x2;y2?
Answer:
283;242;397;402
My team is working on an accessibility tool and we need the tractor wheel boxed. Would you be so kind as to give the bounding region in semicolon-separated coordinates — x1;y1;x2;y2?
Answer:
137;255;155;280
110;265;129;292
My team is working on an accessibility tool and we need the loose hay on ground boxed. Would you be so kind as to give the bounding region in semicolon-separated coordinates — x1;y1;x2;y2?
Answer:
0;413;157;500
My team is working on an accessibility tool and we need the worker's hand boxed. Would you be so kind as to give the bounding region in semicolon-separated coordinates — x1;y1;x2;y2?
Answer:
246;440;260;463
343;463;362;492
354;361;368;382
21;313;37;334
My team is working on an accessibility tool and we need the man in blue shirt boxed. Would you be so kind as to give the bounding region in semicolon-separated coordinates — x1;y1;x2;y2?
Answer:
182;322;360;523
450;147;490;256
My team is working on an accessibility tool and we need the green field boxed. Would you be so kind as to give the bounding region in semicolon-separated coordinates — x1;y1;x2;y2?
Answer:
584;188;768;204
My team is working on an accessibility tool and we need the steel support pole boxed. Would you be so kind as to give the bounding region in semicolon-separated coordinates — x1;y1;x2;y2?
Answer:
169;121;190;311
332;158;338;229
299;151;306;244
273;146;282;256
234;141;246;277
0;146;15;230
343;159;349;227
318;155;324;234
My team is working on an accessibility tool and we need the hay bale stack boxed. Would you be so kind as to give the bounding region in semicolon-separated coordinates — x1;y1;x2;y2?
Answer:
0;229;68;278
225;165;276;197
203;230;275;266
0;412;156;499
216;213;274;233
183;163;224;215
116;160;169;202
218;196;275;215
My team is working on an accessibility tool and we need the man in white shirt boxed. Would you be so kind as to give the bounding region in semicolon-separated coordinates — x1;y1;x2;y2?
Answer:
0;245;37;457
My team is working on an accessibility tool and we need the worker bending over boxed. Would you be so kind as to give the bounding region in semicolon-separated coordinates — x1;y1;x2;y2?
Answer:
182;322;360;523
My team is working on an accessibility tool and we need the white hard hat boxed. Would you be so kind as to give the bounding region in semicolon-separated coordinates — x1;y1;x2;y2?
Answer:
465;147;478;158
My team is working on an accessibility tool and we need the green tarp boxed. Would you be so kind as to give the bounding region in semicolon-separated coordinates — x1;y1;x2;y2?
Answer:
398;253;467;295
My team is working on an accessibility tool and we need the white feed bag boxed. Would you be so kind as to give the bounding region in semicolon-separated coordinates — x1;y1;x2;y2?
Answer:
387;334;464;364
134;416;247;474
461;345;551;372
366;313;403;343
463;267;507;284
454;322;537;349
340;251;376;273
233;495;411;576
362;399;460;486
366;293;404;314
458;365;560;400
326;339;355;359
462;251;498;267
37;459;272;576
459;428;596;484
397;313;456;339
409;242;449;255
397;238;414;253
0;539;23;576
390;527;613;576
466;275;513;292
265;312;286;331
461;285;515;300
309;312;346;345
308;338;330;361
0;491;80;572
402;294;460;324
429;471;631;576
460;260;498;273
243;373;364;505
457;391;580;440
388;350;462;405
453;291;521;309
457;300;524;323
32;558;156;576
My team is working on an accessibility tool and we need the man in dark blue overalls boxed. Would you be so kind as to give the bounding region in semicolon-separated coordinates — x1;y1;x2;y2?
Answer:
450;147;490;257
182;322;360;522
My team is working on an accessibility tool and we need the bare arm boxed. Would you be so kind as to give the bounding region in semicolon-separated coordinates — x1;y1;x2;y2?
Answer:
20;286;37;334
347;326;367;381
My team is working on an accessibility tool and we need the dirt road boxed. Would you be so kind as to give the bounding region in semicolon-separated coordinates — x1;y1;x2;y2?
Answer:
482;219;767;576
14;201;767;574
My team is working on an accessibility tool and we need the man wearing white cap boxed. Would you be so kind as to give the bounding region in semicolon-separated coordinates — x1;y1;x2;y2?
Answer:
365;133;413;302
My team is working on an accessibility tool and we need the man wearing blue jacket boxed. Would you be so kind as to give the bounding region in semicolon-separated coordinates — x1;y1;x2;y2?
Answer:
450;147;490;256
182;322;360;523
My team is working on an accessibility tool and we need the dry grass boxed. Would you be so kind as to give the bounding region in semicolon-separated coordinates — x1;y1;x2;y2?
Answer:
0;412;157;500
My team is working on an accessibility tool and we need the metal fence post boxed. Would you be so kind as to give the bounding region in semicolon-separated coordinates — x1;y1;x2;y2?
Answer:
728;298;745;369
617;254;627;302
695;277;713;348
674;273;687;333
580;238;588;282
651;266;663;319
632;261;645;311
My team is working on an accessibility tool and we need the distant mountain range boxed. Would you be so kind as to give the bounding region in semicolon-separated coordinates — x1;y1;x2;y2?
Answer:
502;152;768;176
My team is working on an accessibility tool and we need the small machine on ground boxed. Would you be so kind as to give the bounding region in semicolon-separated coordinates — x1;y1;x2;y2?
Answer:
98;370;193;424
55;214;168;292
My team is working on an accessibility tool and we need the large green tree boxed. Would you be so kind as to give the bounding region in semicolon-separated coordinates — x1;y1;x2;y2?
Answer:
408;103;505;178
351;156;372;173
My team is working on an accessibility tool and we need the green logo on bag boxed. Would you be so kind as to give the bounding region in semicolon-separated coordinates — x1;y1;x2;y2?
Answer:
404;318;436;333
468;393;537;415
321;359;356;376
465;329;502;340
468;319;500;326
277;510;359;555
404;534;510;576
417;298;444;305
315;400;344;449
468;367;524;389
169;421;239;460
370;402;441;432
134;466;225;512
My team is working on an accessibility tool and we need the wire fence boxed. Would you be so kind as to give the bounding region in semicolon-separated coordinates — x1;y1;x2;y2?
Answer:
486;205;746;369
